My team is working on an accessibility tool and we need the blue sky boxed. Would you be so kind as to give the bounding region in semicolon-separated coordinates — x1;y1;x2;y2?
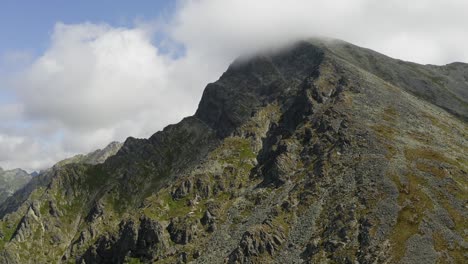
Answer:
0;0;176;112
0;0;175;56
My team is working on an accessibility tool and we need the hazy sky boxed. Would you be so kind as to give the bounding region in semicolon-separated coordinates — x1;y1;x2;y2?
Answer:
1;0;467;171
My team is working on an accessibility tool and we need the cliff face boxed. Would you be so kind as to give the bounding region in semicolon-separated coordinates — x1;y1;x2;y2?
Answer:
0;39;466;264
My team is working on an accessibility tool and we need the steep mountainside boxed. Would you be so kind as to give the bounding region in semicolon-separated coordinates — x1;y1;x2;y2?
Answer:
0;141;123;220
0;39;466;264
0;168;31;205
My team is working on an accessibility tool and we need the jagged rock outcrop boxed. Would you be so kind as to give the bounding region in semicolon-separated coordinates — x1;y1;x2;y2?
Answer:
79;217;166;263
167;216;199;245
201;209;216;232
0;39;466;264
228;225;286;263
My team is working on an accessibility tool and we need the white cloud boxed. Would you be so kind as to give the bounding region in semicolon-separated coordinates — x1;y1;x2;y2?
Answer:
1;0;467;171
1;23;204;171
18;23;171;129
171;0;468;64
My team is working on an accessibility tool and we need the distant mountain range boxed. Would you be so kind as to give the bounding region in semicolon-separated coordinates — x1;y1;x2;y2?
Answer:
0;168;32;204
0;39;466;263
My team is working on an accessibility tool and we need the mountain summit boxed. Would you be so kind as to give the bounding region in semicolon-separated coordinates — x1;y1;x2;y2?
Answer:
0;39;466;264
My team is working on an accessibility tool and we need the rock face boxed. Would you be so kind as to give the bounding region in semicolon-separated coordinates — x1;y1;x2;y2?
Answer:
79;217;166;263
228;225;286;263
0;39;467;264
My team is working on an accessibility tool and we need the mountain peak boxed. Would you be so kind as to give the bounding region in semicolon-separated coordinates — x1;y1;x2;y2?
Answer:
1;39;466;264
195;41;326;138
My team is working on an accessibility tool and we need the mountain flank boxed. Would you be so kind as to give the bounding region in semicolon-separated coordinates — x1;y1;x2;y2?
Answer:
0;39;466;264
0;141;122;218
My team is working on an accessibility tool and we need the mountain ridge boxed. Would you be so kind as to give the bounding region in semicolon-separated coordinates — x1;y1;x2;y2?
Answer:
0;39;466;264
0;141;123;219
